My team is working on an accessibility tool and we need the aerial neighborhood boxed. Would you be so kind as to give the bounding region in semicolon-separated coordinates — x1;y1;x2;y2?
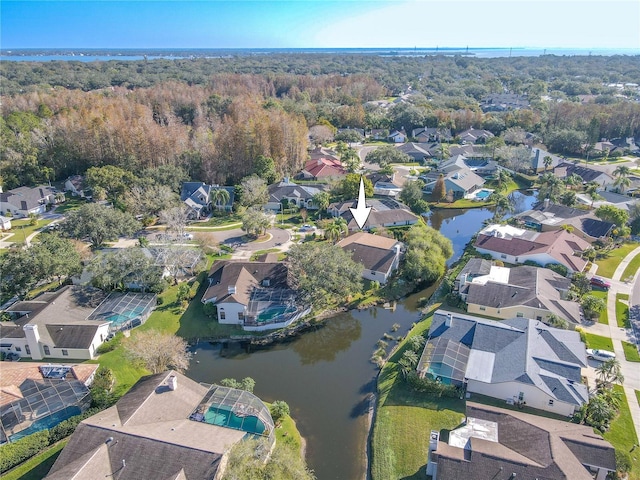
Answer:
1;52;640;480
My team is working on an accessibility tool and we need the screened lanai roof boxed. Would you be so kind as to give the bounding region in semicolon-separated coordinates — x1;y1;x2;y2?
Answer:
417;337;470;385
190;385;274;440
87;292;156;323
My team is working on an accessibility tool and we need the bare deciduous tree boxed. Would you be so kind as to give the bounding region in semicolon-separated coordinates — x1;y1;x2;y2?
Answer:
125;331;192;374
159;206;190;238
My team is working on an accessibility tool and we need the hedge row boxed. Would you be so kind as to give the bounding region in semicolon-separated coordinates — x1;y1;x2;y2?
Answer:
0;407;100;474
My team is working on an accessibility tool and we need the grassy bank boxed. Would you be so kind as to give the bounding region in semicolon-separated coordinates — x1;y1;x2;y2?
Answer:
1;440;68;480
591;289;609;324
621;251;640;282
604;386;640;480
371;306;466;480
617;293;630;328
580;331;615;351
595;243;639;278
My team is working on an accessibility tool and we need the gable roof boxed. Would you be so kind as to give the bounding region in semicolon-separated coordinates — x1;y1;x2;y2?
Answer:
202;261;289;305
337;232;400;275
556;162;614;184
433;401;615;480
302;158;346;178
0;185;56;211
516;202;614;239
45;371;248;480
328;198;419;230
531;147;563;171
268;180;322;203
419;310;588;406
462;264;582;323
475;225;590;272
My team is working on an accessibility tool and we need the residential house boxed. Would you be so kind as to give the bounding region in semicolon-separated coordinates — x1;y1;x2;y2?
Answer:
0;185;58;218
531;147;563;173
610;137;640;154
328;198;419;231
181;182;212;219
309;146;340;162
265;179;324;211
0;362;98;444
480;93;529;112
44;371;275;480
201;259;309;331
422;157;485;199
417;309;589;415
474;224;590;274
0;215;11;231
426;402;616;480
0;286;157;360
411;127;453;143
298;158;347;181
368;128;388;140
463;158;499;177
576;189;640;212
515;200;614;243
456;260;583;324
457;128;494;144
387;130;407;143
337;232;403;284
0;286;111;361
554;162;614;188
367;173;403;197
64;175;86;197
396;142;433;163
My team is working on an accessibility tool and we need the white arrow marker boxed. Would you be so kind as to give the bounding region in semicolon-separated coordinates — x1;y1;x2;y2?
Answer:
349;175;372;229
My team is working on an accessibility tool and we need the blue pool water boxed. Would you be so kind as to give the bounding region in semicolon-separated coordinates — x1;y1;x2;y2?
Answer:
9;406;82;442
476;189;492;199
204;405;266;435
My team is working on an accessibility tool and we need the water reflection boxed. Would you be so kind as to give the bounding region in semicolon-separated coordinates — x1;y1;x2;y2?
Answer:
291;313;361;364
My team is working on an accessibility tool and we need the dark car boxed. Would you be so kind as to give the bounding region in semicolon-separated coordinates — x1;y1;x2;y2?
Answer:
590;276;611;290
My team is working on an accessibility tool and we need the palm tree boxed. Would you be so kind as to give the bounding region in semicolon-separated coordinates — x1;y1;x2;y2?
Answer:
596;358;624;389
495;169;512;192
210;187;231;212
325;218;348;243
585;181;601;207
564;173;582;191
488;192;513;221
613;165;632;193
543;155;553;172
537;173;564;203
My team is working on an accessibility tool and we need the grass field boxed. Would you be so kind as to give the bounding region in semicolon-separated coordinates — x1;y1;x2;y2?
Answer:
595;243;640;278
371;305;466;480
1;440;68;480
5;219;53;243
621;251;640;282
581;331;614;351
591;290;609;324
603;386;640;480
617;293;630;328
623;341;640;362
636;390;640;408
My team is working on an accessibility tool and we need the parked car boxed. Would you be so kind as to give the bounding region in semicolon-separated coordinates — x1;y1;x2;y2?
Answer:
299;224;316;232
586;349;616;362
590;276;611;290
182;232;194;240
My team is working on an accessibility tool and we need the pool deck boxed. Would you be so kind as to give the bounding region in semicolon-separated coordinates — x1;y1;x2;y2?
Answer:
464;187;495;201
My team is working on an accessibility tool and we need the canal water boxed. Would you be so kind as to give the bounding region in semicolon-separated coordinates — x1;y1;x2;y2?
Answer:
186;191;536;480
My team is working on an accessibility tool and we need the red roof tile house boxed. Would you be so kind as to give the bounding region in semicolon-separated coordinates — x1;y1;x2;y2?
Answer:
298;158;347;181
474;224;590;274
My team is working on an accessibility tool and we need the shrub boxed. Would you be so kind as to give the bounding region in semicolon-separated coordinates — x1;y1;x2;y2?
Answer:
523;260;542;267
269;400;290;425
0;430;51;473
546;263;568;277
405;372;461;398
203;302;217;317
48;408;100;444
95;333;123;354
493;260;504;267
615;449;632;474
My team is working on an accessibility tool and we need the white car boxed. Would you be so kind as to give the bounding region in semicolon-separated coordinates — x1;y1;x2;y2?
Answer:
586;349;616;362
182;233;194;240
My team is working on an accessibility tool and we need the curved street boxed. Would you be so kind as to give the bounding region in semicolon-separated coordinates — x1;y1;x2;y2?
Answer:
583;245;640;440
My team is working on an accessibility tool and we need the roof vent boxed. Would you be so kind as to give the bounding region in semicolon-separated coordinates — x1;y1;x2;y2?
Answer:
262;279;270;287
445;313;453;327
167;375;177;391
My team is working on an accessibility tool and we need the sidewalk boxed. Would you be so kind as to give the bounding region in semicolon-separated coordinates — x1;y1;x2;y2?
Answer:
585;245;640;443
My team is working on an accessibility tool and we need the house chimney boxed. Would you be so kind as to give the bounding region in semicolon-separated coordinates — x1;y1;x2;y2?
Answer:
284;177;289;184
167;375;177;391
445;313;453;327
23;324;43;360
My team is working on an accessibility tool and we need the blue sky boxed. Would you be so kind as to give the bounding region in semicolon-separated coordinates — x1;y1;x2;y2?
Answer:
2;0;639;49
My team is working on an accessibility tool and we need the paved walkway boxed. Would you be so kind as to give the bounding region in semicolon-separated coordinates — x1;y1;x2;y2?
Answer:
585;245;640;442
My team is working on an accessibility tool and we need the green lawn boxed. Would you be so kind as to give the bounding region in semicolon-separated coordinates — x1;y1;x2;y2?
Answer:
595;243;640;279
580;331;614;351
591;290;609;324
190;213;243;227
371;306;466;480
53;197;88;214
621;251;640;283
623;341;640;362
636;390;640;408
617;293;630;328
603;386;640;480
5;219;53;243
1;440;68;480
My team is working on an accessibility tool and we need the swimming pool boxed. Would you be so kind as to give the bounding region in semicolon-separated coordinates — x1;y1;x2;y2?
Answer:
203;405;266;435
106;306;145;326
257;306;295;322
476;189;492;199
9;406;81;442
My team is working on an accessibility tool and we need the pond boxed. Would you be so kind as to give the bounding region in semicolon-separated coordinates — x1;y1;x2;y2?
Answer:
186;191;536;479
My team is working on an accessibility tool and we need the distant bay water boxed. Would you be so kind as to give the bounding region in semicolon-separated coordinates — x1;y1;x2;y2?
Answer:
1;47;638;62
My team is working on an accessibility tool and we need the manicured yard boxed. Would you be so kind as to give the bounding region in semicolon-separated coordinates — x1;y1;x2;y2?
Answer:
603;386;640;480
371;306;466;480
580;331;614;351
617;293;630;328
191;213;243;227
1;440;68;480
53;197;87;214
623;341;640;362
621;251;640;282
591;289;609;324
5;219;53;243
595;242;640;278
636;390;640;408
